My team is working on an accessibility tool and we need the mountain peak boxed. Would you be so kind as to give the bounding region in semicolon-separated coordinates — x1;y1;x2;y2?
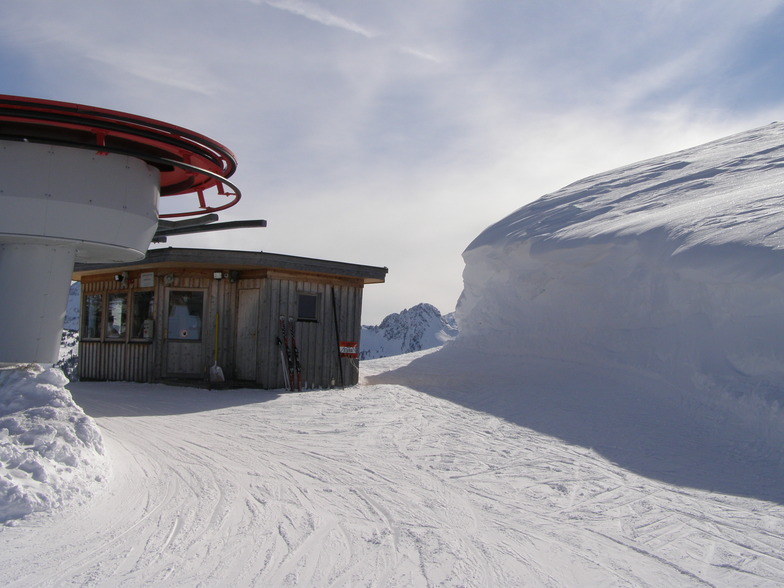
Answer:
361;303;458;360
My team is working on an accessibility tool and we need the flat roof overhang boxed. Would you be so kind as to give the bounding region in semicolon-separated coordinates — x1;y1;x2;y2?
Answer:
72;247;388;284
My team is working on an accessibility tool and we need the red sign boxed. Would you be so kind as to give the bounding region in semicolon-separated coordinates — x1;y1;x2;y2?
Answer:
339;341;358;358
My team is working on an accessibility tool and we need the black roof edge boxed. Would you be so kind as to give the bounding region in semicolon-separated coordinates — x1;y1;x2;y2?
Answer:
72;247;388;283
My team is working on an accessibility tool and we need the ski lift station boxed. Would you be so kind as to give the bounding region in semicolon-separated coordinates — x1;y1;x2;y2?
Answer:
72;248;386;388
0;95;387;388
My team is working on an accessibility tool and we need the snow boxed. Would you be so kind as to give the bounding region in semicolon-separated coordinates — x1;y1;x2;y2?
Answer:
2;122;784;585
459;122;784;405
0;365;107;523
0;354;782;586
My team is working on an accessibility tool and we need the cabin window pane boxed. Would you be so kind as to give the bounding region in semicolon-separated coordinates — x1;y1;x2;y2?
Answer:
105;293;128;340
168;291;204;340
82;294;103;339
131;291;155;339
297;293;319;322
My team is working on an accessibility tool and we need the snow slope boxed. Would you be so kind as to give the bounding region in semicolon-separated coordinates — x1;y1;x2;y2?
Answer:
360;303;458;359
0;354;781;586
458;122;784;406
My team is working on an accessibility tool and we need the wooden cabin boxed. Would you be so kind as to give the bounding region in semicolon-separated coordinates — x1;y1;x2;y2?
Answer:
71;248;387;388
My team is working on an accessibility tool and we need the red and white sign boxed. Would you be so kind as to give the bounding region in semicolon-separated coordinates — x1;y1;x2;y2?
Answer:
339;341;358;358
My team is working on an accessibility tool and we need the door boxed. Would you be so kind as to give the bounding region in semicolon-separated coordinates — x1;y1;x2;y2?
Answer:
164;288;205;378
235;288;260;380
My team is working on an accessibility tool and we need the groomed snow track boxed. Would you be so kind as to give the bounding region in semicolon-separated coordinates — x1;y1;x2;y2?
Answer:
1;352;783;587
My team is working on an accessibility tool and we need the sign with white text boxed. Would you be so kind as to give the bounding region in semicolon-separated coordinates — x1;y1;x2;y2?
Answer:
339;341;358;358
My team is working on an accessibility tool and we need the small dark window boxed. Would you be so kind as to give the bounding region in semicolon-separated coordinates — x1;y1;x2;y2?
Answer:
131;291;155;339
297;293;319;322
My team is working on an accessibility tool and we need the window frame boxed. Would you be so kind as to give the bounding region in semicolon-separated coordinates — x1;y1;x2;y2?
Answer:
166;289;206;341
104;291;129;342
297;292;320;323
129;290;155;342
81;293;104;341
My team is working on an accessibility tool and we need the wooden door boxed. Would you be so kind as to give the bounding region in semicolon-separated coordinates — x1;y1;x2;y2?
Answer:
235;288;260;381
164;288;205;378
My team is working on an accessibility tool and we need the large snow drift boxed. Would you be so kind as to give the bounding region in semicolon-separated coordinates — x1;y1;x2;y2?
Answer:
458;122;784;403
0;365;108;522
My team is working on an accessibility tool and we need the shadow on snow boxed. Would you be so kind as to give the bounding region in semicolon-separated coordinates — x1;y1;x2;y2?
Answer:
365;343;784;506
69;381;280;418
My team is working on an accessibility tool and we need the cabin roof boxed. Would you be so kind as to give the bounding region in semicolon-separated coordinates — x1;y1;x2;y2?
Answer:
72;247;388;284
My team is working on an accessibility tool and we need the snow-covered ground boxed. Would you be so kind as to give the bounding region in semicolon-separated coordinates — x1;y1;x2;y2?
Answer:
0;352;782;586
3;122;784;585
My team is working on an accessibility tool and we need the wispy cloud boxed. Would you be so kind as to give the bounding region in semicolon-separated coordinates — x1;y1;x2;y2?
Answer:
263;0;377;38
259;0;443;64
87;49;217;97
397;45;442;64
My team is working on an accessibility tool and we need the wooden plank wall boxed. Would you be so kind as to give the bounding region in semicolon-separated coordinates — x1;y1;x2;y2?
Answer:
80;273;215;382
259;276;364;389
78;269;367;389
79;342;153;382
231;278;265;382
79;278;157;382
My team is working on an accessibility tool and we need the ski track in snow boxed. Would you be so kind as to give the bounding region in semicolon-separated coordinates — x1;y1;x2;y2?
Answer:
1;353;784;586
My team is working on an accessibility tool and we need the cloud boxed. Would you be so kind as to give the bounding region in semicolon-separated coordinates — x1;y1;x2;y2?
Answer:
85;49;217;97
396;45;442;64
257;0;445;64
3;0;784;323
262;0;377;38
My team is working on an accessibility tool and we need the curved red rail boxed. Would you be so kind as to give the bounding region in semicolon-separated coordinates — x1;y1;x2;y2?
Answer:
0;95;241;218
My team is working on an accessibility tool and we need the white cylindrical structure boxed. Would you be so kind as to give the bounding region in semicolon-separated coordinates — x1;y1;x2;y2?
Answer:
0;140;160;364
0;141;160;262
0;95;241;366
0;243;77;363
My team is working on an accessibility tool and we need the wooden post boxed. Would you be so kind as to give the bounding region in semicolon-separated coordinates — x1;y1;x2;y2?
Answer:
331;286;345;388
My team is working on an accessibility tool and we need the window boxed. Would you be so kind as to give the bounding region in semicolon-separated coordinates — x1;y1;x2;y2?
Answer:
105;293;128;339
297;293;319;322
82;294;103;339
131;291;155;339
167;291;204;340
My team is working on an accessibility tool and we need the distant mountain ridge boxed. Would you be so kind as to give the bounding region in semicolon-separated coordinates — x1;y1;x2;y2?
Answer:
360;303;458;360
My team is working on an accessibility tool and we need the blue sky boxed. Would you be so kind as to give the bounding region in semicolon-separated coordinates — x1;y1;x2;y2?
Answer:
3;0;784;322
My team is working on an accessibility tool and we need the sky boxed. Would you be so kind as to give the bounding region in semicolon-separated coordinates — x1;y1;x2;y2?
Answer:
2;0;784;323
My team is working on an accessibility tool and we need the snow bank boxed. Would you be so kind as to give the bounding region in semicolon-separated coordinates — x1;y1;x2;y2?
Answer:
0;364;108;523
457;122;784;408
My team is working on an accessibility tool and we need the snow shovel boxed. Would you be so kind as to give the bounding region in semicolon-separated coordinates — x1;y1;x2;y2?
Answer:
210;312;225;384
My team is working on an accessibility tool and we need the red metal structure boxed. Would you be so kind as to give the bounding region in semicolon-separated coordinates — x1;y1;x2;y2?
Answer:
0;95;241;217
